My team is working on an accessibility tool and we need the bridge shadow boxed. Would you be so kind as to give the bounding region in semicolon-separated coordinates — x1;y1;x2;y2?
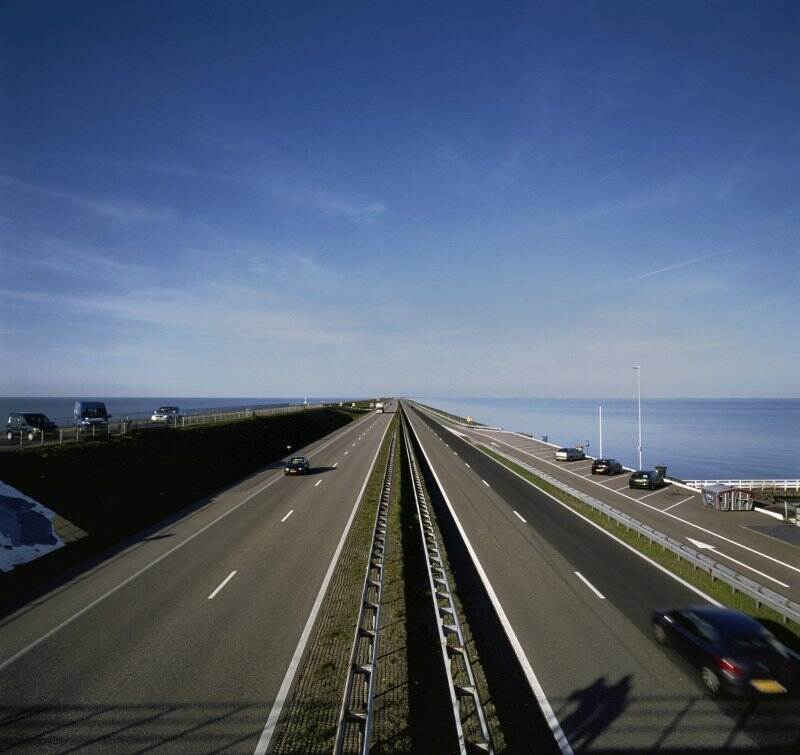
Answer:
0;701;268;753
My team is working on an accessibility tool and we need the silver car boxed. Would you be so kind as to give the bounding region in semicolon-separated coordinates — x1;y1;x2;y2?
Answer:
555;447;585;461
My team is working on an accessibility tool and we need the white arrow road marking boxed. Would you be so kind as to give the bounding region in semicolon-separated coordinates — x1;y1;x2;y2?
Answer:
208;571;237;600
686;538;790;588
575;571;606;600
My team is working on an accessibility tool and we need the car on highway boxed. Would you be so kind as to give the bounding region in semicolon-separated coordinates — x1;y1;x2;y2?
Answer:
652;605;799;696
6;412;57;441
74;401;111;431
591;458;623;475
284;456;310;475
628;469;666;490
151;406;181;423
555;447;585;461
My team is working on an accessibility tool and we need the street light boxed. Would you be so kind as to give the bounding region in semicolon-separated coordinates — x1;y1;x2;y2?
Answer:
632;366;642;469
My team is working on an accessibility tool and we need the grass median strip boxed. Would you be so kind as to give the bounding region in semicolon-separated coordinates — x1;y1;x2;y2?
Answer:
477;444;800;649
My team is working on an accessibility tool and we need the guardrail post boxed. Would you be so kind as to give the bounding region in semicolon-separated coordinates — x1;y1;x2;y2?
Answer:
59;428;62;444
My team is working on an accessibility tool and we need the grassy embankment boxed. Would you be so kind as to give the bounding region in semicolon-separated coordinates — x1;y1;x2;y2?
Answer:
478;444;800;648
0;407;358;603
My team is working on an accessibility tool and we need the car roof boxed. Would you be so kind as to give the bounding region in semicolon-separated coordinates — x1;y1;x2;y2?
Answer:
683;606;763;634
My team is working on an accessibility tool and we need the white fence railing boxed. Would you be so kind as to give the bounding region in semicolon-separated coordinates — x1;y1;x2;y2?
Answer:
683;480;800;492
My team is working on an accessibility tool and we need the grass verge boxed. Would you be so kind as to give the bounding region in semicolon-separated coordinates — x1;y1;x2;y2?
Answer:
477;443;800;650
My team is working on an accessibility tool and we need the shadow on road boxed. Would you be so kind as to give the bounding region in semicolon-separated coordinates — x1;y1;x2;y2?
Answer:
560;675;631;751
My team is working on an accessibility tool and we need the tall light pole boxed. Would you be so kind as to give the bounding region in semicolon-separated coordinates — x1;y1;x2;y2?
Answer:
632;366;642;469
598;405;603;458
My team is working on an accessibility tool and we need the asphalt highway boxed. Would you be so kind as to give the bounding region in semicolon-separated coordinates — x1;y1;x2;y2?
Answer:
404;402;800;753
0;405;395;753
419;407;800;606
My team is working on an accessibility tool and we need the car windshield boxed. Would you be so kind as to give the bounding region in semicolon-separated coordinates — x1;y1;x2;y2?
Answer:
81;407;106;418
290;457;306;464
24;414;47;423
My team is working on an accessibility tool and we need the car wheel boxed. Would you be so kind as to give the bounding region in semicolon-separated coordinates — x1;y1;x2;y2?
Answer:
653;622;668;645
700;666;722;696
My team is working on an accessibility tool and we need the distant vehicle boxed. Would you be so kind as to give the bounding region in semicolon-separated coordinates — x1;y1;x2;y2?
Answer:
376;402;384;413
652;605;799;697
151;406;181;423
629;469;665;490
284;456;310;475
555;447;585;461
74;401;110;430
6;412;57;441
591;458;623;475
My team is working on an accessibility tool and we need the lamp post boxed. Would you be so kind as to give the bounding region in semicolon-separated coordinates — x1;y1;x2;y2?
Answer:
598;405;603;458
632;366;642;469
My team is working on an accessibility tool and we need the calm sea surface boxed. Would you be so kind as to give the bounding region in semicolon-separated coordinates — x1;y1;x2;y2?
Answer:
0;397;343;426
415;398;800;480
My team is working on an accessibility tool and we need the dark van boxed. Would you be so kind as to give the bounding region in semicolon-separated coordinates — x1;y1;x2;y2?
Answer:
74;401;111;430
6;413;57;441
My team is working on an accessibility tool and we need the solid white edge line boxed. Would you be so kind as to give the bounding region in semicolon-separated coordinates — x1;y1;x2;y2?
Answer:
207;570;237;600
0;410;376;672
253;416;393;755
470;441;721;607
574;571;606;600
404;408;574;755
513;510;527;523
281;510;294;523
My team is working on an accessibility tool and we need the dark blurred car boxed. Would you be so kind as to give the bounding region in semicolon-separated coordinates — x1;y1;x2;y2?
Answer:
652;606;799;696
591;458;623;475
6;412;57;441
629;469;665;490
284;456;310;475
74;401;110;431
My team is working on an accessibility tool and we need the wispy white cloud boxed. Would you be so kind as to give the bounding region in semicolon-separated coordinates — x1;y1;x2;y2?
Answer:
0;175;176;222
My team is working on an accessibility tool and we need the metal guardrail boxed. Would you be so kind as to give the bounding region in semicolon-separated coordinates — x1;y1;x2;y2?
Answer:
334;429;397;755
401;411;493;754
483;444;800;626
684;479;800;492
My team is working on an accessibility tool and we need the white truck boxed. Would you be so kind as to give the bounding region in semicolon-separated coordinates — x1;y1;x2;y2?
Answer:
375;402;384;413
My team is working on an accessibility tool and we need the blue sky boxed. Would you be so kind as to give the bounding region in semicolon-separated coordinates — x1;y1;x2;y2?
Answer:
1;1;799;398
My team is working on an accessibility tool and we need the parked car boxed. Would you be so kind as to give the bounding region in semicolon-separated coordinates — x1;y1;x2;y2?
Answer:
629;469;665;490
591;458;623;475
74;401;110;431
652;605;799;696
555;447;585;461
284;456;310;475
6;412;57;441
151;406;181;423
